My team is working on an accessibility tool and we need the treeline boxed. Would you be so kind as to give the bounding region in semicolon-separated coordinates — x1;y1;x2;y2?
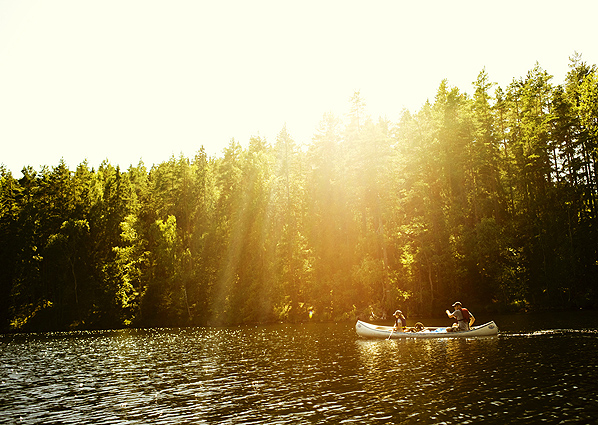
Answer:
2;56;598;331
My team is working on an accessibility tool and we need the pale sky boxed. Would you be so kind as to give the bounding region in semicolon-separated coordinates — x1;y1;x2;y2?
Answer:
1;0;597;176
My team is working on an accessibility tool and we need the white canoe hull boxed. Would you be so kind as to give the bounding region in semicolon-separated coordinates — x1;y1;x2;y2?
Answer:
356;319;498;339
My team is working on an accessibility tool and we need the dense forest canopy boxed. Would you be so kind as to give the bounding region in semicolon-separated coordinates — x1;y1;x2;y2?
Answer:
2;56;598;331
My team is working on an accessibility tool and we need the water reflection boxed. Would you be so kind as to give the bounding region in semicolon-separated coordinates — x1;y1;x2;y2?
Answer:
354;336;502;422
2;314;598;424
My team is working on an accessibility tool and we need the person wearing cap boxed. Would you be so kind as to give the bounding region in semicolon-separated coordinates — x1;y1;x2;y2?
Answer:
445;301;475;331
393;310;407;332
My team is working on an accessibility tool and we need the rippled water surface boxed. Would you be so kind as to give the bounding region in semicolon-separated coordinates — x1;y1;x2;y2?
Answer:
2;312;598;424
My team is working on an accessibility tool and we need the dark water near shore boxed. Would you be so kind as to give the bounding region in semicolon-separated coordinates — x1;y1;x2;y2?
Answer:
2;312;598;424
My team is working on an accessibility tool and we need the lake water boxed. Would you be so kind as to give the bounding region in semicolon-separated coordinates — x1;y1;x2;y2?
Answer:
2;312;598;424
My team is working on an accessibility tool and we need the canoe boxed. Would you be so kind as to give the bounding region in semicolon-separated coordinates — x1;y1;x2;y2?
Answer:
355;319;498;339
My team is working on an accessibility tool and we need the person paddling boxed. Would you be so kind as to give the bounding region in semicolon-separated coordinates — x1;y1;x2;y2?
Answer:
445;301;475;331
393;310;407;332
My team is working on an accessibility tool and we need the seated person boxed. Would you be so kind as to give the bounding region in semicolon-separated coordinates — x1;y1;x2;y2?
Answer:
406;321;426;332
393;310;406;332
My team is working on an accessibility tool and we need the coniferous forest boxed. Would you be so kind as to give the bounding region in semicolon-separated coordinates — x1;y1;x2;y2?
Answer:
2;57;598;332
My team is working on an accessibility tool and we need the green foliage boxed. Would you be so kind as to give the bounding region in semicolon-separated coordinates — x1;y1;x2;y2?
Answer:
2;57;598;331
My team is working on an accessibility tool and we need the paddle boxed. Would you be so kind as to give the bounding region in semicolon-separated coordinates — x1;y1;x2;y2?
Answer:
387;328;394;340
